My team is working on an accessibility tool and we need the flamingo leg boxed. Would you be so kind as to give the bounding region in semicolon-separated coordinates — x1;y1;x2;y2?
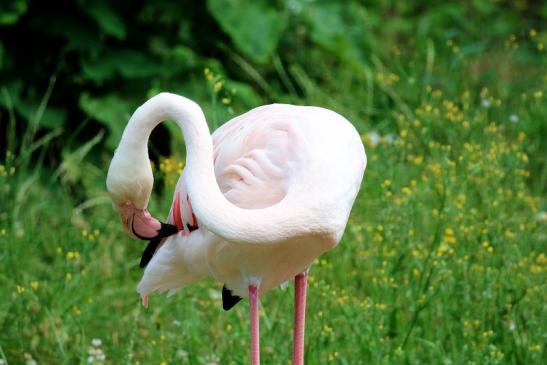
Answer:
292;272;308;365
249;285;260;365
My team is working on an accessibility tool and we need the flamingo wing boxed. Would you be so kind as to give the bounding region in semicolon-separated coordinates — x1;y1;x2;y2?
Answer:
211;105;296;210
166;105;297;231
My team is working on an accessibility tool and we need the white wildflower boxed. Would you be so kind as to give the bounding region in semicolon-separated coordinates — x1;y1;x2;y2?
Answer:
24;353;37;365
176;349;189;360
91;338;102;347
366;131;380;147
208;289;222;300
204;354;221;365
535;211;547;223
88;338;106;364
172;319;182;327
509;114;519;123
286;0;303;13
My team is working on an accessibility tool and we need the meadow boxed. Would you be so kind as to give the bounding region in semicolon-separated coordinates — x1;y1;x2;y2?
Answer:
0;1;546;364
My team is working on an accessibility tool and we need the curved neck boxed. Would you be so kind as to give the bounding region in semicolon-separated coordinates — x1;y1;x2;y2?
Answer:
115;93;318;244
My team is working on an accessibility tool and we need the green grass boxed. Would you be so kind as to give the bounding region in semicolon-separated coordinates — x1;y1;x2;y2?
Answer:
1;18;546;365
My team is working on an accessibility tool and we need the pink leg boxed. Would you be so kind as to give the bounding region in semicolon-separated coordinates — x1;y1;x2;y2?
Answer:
292;272;308;365
249;285;260;365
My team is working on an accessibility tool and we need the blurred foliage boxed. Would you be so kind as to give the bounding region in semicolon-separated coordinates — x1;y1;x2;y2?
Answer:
1;0;546;155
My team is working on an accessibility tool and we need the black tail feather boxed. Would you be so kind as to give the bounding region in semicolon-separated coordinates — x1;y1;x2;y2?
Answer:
140;237;162;268
222;285;242;311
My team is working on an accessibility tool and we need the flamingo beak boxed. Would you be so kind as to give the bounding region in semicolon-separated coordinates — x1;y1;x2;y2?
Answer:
117;202;178;241
115;202;179;270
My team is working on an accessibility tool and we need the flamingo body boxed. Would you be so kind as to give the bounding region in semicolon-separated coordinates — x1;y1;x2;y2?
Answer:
136;103;365;299
106;93;366;364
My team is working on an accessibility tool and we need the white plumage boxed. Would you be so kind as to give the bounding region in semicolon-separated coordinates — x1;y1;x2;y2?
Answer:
106;93;366;365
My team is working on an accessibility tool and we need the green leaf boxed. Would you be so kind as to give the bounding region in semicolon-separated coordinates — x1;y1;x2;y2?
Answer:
302;2;370;66
79;93;133;148
0;81;66;129
82;0;126;39
115;50;160;79
47;15;103;53
305;2;346;50
170;45;198;68
223;79;262;109
20;103;67;129
81;49;160;83
0;0;28;25
81;60;115;84
207;0;286;63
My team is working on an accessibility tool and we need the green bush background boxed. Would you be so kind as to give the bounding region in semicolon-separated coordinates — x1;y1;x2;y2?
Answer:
0;1;546;364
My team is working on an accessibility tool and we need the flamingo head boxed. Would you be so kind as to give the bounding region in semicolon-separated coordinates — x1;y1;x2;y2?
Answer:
106;147;177;240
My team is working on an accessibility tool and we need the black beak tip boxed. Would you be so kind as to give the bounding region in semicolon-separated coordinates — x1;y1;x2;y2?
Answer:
160;222;179;237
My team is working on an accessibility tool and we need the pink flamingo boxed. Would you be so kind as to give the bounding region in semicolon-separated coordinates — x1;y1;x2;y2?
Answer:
106;93;366;365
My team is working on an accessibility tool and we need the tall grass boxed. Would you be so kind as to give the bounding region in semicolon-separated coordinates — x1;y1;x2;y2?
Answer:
1;25;546;365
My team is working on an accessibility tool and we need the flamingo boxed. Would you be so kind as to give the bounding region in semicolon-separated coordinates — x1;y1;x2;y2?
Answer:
106;93;366;365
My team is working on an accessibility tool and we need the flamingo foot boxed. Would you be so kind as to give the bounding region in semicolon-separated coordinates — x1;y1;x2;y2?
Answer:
292;272;308;365
249;285;260;365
